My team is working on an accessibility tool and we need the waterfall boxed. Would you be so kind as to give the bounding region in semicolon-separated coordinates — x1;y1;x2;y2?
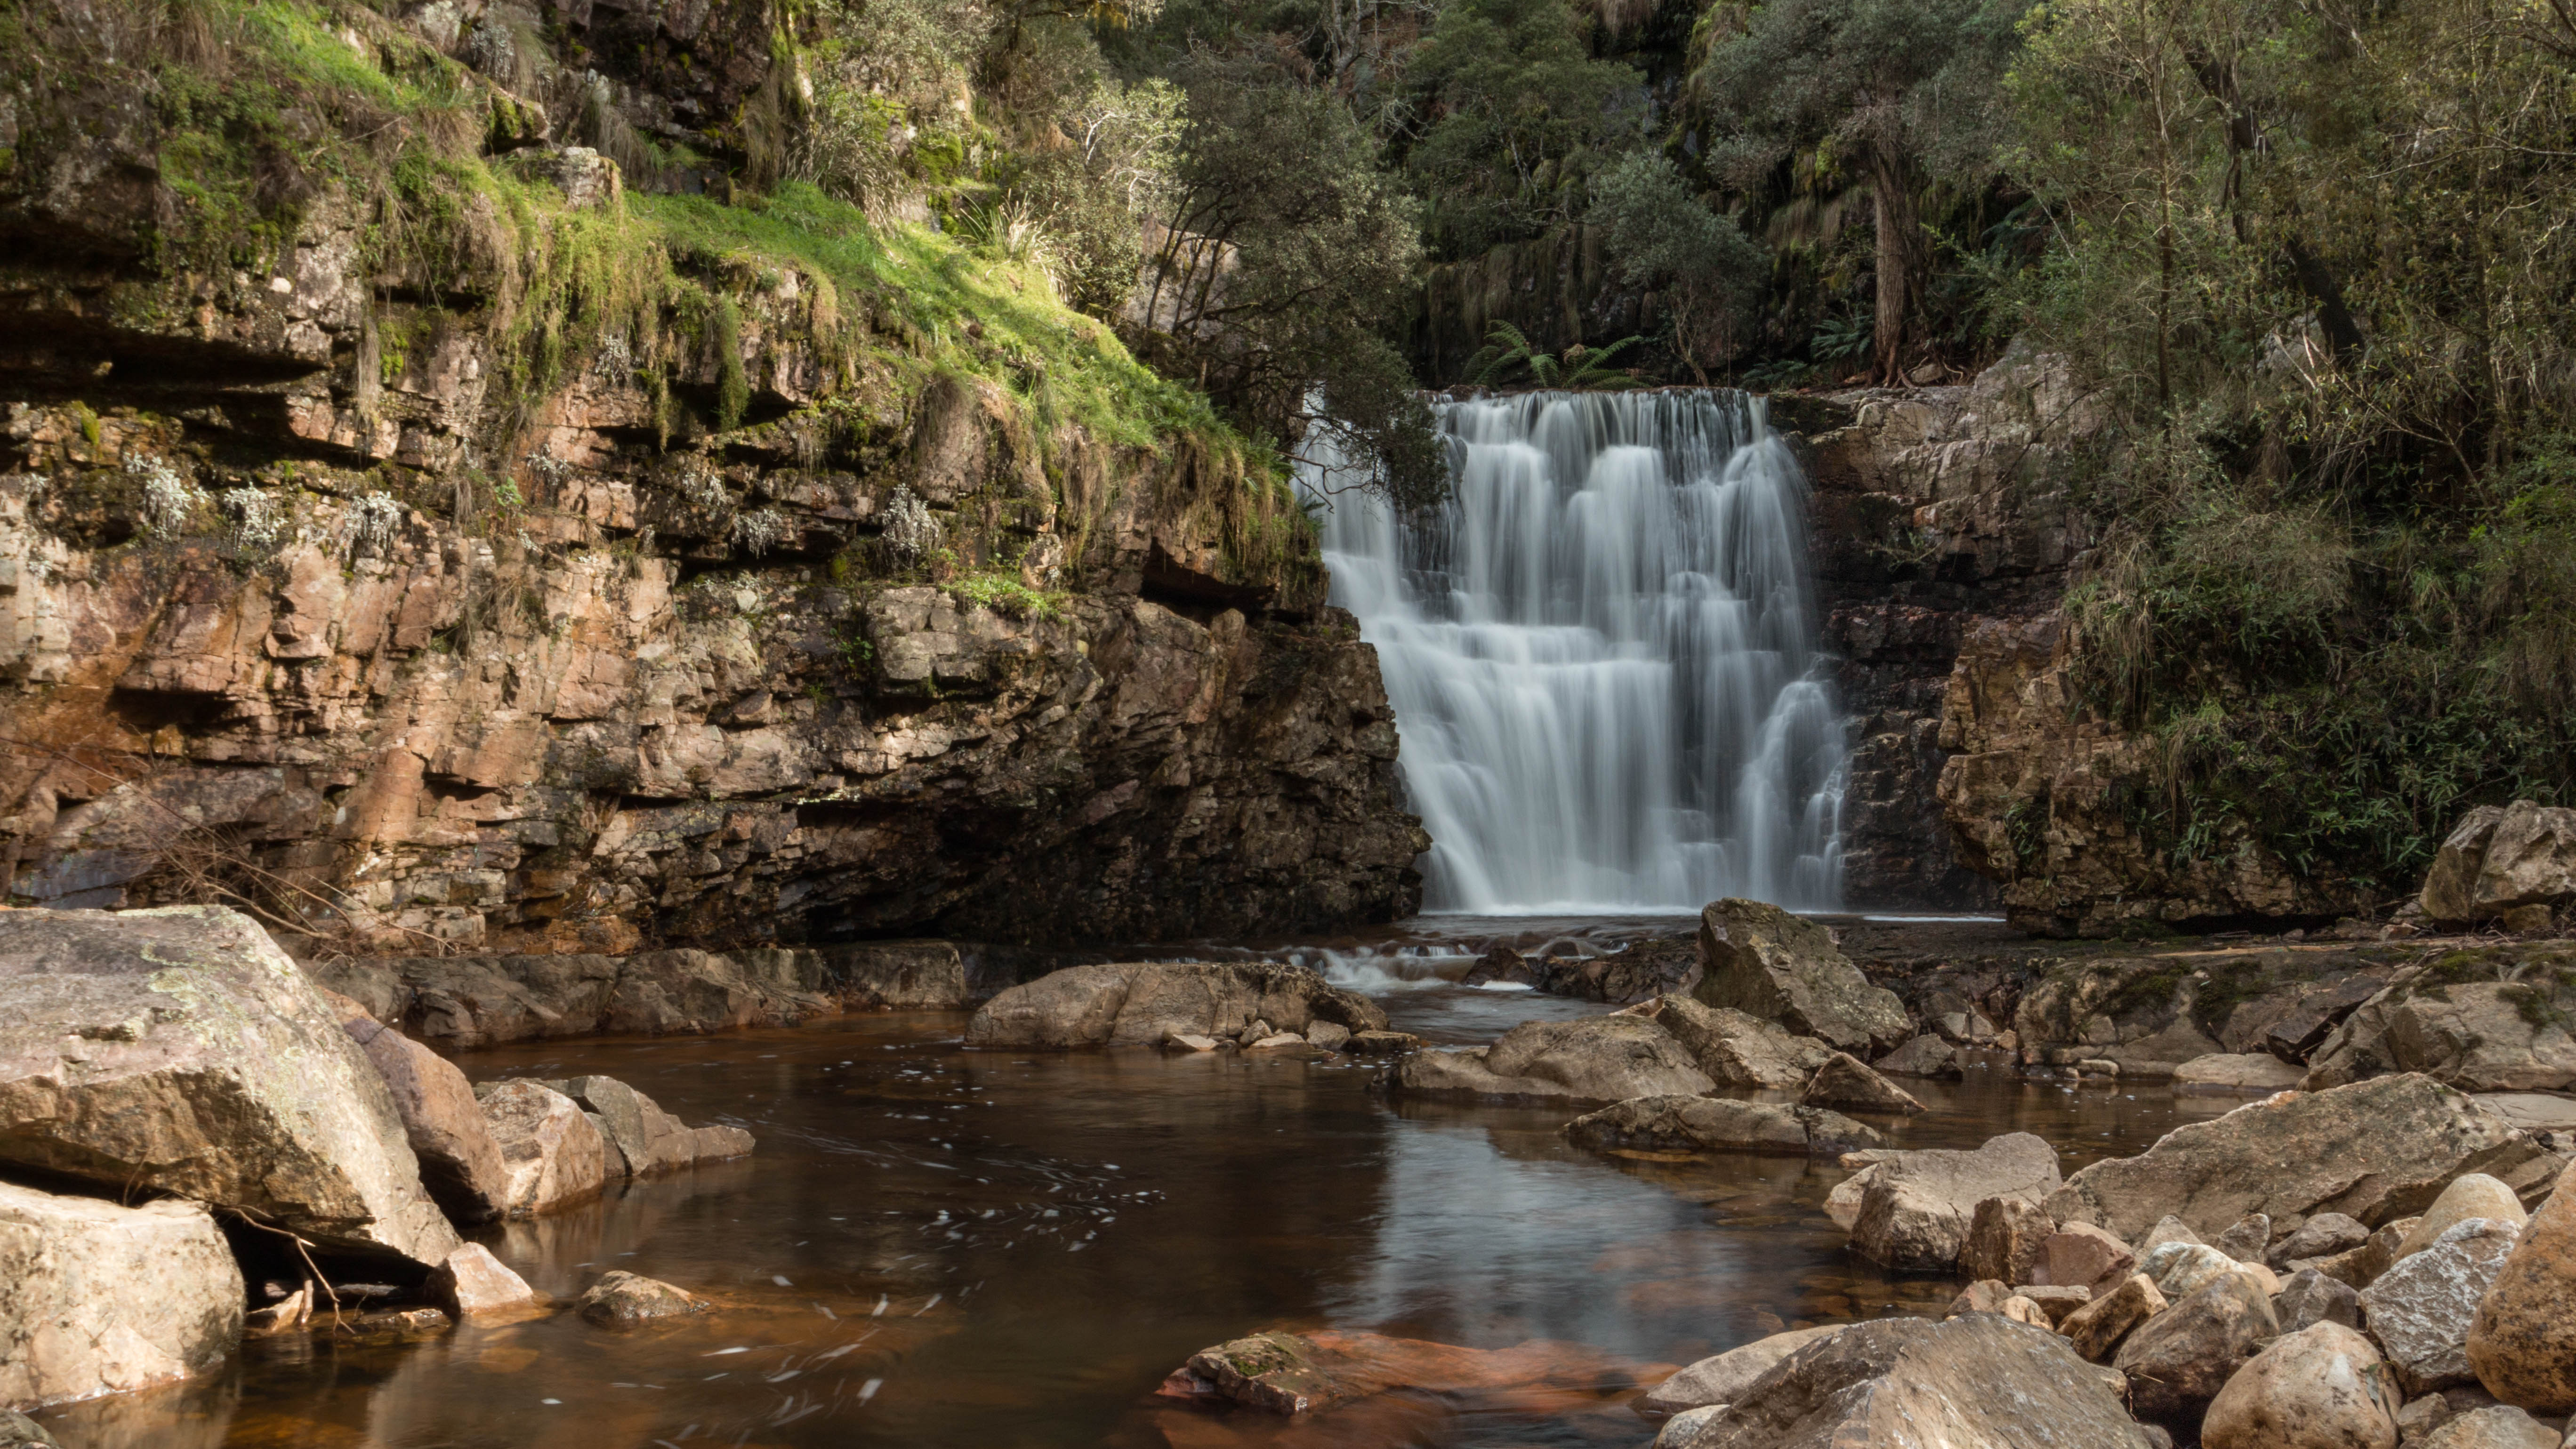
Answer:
1304;390;1846;914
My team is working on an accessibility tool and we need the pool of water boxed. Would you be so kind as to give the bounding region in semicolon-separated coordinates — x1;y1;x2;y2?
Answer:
37;964;2219;1449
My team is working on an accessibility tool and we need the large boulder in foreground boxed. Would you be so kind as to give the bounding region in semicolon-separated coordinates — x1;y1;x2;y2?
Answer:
1696;1313;2155;1449
2044;1074;2556;1245
0;907;461;1267
1396;1016;1714;1103
1564;1095;1882;1159
965;962;1385;1048
2467;1163;2576;1413
1688;900;1908;1055
1828;1132;2062;1272
0;1179;243;1408
2198;1320;2398;1449
319;991;509;1224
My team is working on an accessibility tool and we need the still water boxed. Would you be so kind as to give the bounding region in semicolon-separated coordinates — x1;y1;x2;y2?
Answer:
41;966;2213;1449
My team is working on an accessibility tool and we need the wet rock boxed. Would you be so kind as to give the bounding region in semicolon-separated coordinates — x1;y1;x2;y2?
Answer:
2046;1075;2553;1244
425;1244;537;1320
1396;1016;1715;1103
2044;1222;2139;1296
1688;900;1908;1055
2115;1268;2280;1425
1307;1021;1351;1052
1696;1313;2157;1448
965;962;1385;1049
2278;1266;2364;1332
320;991;508;1224
1347;1030;1421;1055
0;1180;243;1408
2177;1052;2307;1093
2418;1407;2562;1449
0;906;461;1268
541;1075;752;1177
2360;1217;2522;1393
1832;1132;2063;1272
2396;1176;2528;1261
474;1080;608;1216
1625;995;1835;1088
1637;1324;1849;1417
2060;1272;2167;1361
1463;945;1533;988
0;1410;57;1448
1160;1328;1645;1415
1961;1195;2054;1284
576;1271;706;1327
1875;1034;1962;1078
1563;1095;1883;1159
2200;1320;2399;1449
2217;1212;2275;1263
2274;1212;2373;1267
2465;1164;2576;1413
1799;1051;1925;1114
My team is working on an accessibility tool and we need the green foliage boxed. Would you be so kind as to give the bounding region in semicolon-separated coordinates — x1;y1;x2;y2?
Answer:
1590;152;1771;382
1465;320;1642;390
947;569;1066;619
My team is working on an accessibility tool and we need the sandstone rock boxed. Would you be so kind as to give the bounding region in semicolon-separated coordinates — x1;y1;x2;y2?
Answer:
1396;1016;1715;1103
0;906;461;1267
2424;806;2511;923
2046;1075;2552;1244
1874;1034;1962;1078
2399;1394;2457;1442
2115;1268;2280;1424
1348;1030;1420;1055
1948;1278;2018;1317
2144;1241;2262;1301
2398;1176;2530;1261
2176;1052;2307;1093
543;1075;752;1177
314;950;838;1050
1961;1195;2054;1284
2275;1212;2373;1267
1800;1051;1926;1114
320;991;508;1224
2306;978;2576;1094
2217;1211;2274;1263
2044;1222;2139;1296
2061;1272;2167;1361
0;1410;56;1448
0;1180;243;1408
1166;1033;1220;1052
425;1243;537;1320
1307;1021;1351;1052
2278;1267;2364;1332
1247;1031;1306;1049
1836;1132;2063;1271
1688;900;1908;1055
2418;1407;2562;1449
2463;802;2576;919
1637;1324;1849;1417
2465;1164;2576;1412
965;962;1385;1048
805;940;972;1009
2142;1215;2206;1252
1463;945;1533;988
577;1271;706;1327
1696;1313;2157;1449
2360;1217;2523;1393
1162;1328;1641;1415
2017;1284;2093;1325
475;1080;608;1216
1624;995;1835;1088
1562;1095;1882;1158
2200;1320;2399;1449
1653;1404;1728;1448
2267;976;2396;1065
2473;1094;2576;1135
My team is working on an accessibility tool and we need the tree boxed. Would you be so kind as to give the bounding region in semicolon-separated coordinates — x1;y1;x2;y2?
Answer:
1590;152;1770;382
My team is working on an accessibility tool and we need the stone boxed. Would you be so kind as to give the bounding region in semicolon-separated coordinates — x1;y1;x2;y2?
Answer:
1167;1033;1220;1052
2176;1052;2308;1093
2217;1211;2275;1263
965;962;1386;1048
2360;1217;2523;1394
475;1079;609;1216
2419;1407;2563;1449
320;990;509;1224
1624;995;1835;1088
543;1075;751;1177
1162;1328;1643;1415
0;1180;243;1408
2044;1222;2139;1296
1247;1032;1306;1049
1654;1404;1728;1449
425;1243;537;1319
1463;945;1533;988
1961;1195;2055;1284
1238;1019;1276;1046
2143;1240;2262;1301
311;950;837;1049
2275;1213;2374;1267
2465;802;2576;919
0;1411;56;1448
2269;976;2401;1065
1637;1324;1849;1417
1874;1034;1962;1078
2200;1320;2399;1449
1562;1095;1883;1158
2397;1175;2529;1261
0;906;461;1268
2115;1268;2280;1424
2142;1215;2206;1252
1307;1021;1351;1052
2424;806;2511;922
2046;1075;2552;1244
2401;1393;2458;1441
1348;1030;1421;1055
1835;1132;2064;1272
2061;1272;2167;1360
2466;1164;2576;1412
1799;1051;1926;1114
2278;1267;2364;1332
2017;1284;2093;1325
576;1271;707;1327
1948;1278;2015;1317
1695;1313;2158;1449
805;940;972;1009
1397;1016;1715;1103
2307;980;2576;1095
1688;899;1909;1055
2474;1094;2576;1134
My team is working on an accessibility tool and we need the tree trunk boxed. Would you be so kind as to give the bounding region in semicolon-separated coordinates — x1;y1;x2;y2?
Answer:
1868;147;1922;385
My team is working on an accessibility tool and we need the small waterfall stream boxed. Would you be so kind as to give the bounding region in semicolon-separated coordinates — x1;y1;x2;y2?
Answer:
1307;390;1846;914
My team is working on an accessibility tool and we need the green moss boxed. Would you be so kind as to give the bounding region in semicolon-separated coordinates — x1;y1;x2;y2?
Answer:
946;570;1064;620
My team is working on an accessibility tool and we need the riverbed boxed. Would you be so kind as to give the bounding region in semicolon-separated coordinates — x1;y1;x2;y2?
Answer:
45;933;2216;1449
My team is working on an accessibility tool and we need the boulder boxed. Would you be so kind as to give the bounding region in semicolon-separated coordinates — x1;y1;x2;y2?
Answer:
1397;1017;1714;1103
2043;1222;2138;1296
805;940;972;1008
2199;1320;2399;1449
2115;1268;2280;1424
2143;1241;2262;1301
1654;1404;1728;1449
425;1243;538;1320
0;906;460;1267
2278;1267;2364;1333
2306;977;2576;1094
311;949;835;1048
965;962;1385;1048
1463;945;1534;988
2465;1164;2576;1412
2016;1285;2093;1325
0;1180;243;1408
2216;1212;2274;1263
2437;801;2576;922
1307;1021;1351;1052
474;1080;608;1216
2175;1052;2306;1093
2266;976;2394;1065
2423;806;2511;922
1623;995;1834;1088
1875;1034;1962;1078
1688;900;1908;1055
2397;1176;2528;1261
2418;1407;2563;1449
2060;1272;2167;1361
319;992;508;1224
1160;1328;1643;1415
1832;1132;2063;1272
2045;1075;2554;1244
2359;1217;2522;1393
2142;1215;2206;1252
2274;1213;2373;1267
1563;1095;1882;1158
1961;1195;2055;1284
576;1271;706;1327
1800;1052;1926;1114
1695;1313;2157;1449
1347;1030;1421;1055
1636;1324;1849;1417
0;1411;56;1448
541;1075;751;1178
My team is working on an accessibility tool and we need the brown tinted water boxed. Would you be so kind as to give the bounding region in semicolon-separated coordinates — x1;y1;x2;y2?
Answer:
37;938;2229;1449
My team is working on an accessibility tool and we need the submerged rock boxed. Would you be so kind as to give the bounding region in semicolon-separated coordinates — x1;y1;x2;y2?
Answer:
1563;1095;1883;1158
1396;1016;1714;1103
964;962;1385;1049
1159;1328;1645;1416
1688;900;1908;1055
1828;1132;2062;1272
576;1271;707;1327
1799;1051;1926;1114
0;906;460;1268
0;1179;243;1408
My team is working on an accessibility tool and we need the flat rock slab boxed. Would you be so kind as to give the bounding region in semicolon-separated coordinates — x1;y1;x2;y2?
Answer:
1564;1095;1883;1158
1159;1329;1653;1415
1398;1017;1714;1104
1829;1132;2063;1272
1623;996;1834;1089
965;962;1385;1048
308;949;836;1049
0;906;460;1267
0;1179;243;1408
2173;1052;2305;1093
1637;1325;1848;1417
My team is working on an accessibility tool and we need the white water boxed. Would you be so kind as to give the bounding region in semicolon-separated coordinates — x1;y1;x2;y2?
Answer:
1305;390;1845;914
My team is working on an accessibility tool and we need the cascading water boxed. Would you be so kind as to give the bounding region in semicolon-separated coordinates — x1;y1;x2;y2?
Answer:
1305;389;1846;914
